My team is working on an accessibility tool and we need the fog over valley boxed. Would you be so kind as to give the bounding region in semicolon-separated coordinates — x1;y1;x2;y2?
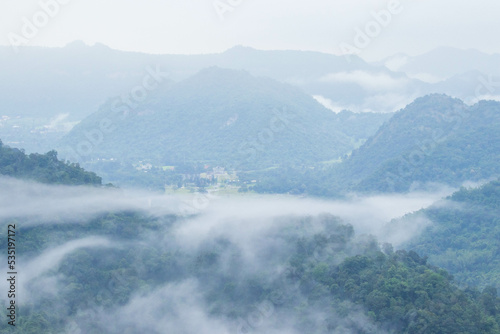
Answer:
0;1;499;333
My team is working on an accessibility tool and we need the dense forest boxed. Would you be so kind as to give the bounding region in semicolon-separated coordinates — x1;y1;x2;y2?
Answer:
251;96;500;196
0;139;101;185
1;205;499;333
398;179;500;290
1;93;499;332
0;6;497;332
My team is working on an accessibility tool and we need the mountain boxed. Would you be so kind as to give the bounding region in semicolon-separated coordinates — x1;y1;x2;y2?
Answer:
333;94;500;193
1;139;499;333
355;97;500;192
346;95;466;180
0;43;407;155
0;42;170;121
252;95;500;196
381;47;500;106
0;43;377;121
388;179;500;290
2;44;497;124
2;43;497;156
218;46;418;113
59;67;361;171
432;70;492;102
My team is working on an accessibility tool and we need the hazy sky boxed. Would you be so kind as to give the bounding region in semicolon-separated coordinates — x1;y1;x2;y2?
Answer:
0;0;499;60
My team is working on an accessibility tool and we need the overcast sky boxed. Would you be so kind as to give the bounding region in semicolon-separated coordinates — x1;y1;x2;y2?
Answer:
0;0;498;60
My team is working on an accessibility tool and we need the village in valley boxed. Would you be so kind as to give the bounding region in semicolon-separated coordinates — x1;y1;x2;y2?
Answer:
134;161;251;195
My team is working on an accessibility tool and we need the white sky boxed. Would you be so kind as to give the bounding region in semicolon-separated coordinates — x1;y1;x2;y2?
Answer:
0;0;499;60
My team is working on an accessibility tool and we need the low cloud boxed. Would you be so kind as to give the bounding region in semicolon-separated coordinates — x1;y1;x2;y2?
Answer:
312;95;345;113
0;177;460;333
0;237;116;305
0;176;190;225
383;55;408;72
407;72;444;84
172;189;455;254
94;280;233;334
319;71;409;92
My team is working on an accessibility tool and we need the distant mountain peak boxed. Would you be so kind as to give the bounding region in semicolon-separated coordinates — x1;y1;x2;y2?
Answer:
402;93;463;109
224;45;257;53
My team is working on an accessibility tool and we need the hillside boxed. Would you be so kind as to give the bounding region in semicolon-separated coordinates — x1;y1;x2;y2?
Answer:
0;139;101;185
251;95;500;196
330;110;393;142
3;44;495;155
392;179;500;290
0;43;376;122
356;98;500;192
60;67;360;171
346;94;467;185
2;203;499;333
1;140;499;333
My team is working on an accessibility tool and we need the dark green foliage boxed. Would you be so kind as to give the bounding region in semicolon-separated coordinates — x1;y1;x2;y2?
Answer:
0;139;101;185
331;251;499;333
354;97;500;193
402;179;500;290
2;210;499;333
252;95;500;196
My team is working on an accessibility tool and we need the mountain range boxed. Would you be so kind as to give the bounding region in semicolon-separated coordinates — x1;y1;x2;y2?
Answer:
253;94;500;196
59;67;391;171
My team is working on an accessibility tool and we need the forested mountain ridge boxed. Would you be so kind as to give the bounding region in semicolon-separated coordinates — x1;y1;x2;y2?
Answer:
1;210;499;333
60;67;370;170
1;141;499;333
252;95;500;196
395;179;500;290
0;43;385;121
356;98;500;192
345;94;468;184
0;139;101;185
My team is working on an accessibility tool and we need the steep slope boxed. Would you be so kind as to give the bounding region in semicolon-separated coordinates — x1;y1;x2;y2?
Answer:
389;179;500;290
356;98;500;192
60;67;355;170
340;94;467;188
261;95;500;196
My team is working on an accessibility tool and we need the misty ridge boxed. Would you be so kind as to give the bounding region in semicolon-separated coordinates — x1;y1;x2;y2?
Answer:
0;51;499;332
1;170;499;333
0;54;499;332
1;1;500;333
0;175;484;333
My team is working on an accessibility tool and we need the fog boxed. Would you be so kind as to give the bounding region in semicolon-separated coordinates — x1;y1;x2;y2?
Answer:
171;187;454;248
2;1;500;58
0;237;117;306
0;176;464;332
0;175;453;241
0;176;184;225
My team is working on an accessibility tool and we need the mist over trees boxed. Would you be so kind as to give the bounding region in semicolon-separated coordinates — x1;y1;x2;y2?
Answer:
0;25;499;333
